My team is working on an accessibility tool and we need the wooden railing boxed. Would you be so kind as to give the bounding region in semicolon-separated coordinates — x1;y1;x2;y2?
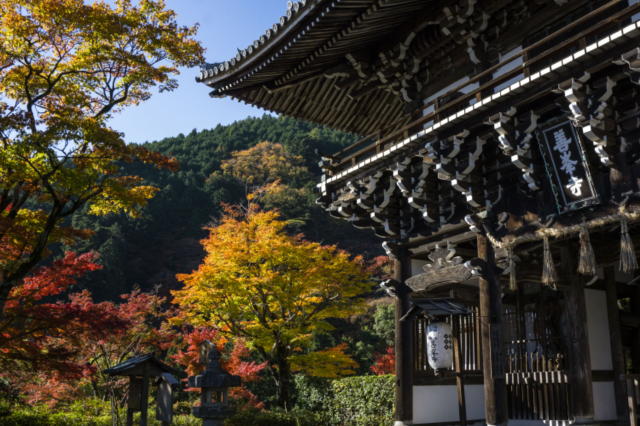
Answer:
327;0;640;176
503;303;572;422
629;374;640;426
413;301;574;421
505;351;571;421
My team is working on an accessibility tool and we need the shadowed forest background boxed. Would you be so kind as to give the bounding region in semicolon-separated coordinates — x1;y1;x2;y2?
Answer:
2;114;398;425
71;115;381;300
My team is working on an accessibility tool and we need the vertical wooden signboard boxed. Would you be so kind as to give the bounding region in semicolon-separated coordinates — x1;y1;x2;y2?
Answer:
538;121;599;213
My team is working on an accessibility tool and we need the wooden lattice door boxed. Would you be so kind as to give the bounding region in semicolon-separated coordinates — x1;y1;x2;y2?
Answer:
503;291;573;422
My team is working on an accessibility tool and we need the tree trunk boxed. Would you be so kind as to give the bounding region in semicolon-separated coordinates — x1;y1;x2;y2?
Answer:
275;355;292;409
0;279;16;321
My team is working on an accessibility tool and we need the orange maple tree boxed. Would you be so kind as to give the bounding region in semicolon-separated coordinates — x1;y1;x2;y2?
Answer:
0;251;128;404
172;327;267;408
0;252;123;376
370;347;395;375
172;207;372;407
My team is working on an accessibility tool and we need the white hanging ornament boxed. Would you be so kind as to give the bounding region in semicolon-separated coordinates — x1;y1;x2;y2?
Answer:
426;322;453;373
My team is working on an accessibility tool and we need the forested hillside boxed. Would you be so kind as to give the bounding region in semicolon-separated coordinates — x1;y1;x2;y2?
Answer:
72;115;381;300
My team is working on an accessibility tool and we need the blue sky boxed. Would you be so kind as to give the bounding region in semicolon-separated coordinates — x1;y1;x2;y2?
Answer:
109;1;290;144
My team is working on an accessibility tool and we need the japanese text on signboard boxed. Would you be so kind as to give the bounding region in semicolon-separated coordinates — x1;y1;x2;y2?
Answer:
539;121;598;213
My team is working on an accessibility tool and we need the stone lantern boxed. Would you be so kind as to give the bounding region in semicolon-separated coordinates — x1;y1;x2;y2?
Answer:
188;341;241;426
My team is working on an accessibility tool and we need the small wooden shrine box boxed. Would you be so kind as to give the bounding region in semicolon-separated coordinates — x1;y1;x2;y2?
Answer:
104;354;185;426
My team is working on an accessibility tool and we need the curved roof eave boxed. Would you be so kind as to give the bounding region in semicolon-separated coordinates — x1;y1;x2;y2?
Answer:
196;0;326;88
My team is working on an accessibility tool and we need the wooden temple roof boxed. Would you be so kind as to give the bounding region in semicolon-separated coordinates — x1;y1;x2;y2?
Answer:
198;0;433;136
197;0;610;137
201;0;640;250
103;353;186;378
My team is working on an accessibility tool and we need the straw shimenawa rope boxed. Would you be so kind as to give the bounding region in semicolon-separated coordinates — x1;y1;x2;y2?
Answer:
485;205;640;249
483;204;640;278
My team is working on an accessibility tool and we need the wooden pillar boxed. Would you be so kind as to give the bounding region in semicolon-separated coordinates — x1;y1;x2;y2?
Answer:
560;246;594;421
126;376;141;426
477;234;508;426
394;249;413;425
140;367;149;426
629;377;638;426
632;287;640;374
605;266;630;423
453;318;467;425
126;408;134;426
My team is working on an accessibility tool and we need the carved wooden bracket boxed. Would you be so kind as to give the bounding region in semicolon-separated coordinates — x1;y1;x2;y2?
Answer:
392;153;440;224
491;108;541;192
562;73;619;167
318;153;338;176
380;279;400;298
619;47;640;85
338;26;430;106
440;0;489;65
428;131;486;210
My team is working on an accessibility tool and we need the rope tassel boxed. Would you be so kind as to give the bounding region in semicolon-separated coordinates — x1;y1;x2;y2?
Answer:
619;216;638;274
577;226;597;277
542;236;558;289
507;247;517;292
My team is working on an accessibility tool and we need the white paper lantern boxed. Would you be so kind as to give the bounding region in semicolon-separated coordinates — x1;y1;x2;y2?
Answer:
426;322;453;372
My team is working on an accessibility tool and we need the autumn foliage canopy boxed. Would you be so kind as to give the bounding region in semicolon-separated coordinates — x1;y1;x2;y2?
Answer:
172;208;373;406
0;0;203;310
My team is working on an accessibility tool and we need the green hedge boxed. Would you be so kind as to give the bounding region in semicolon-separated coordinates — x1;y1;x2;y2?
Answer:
293;374;395;425
0;412;112;426
326;375;394;426
0;410;199;426
225;374;396;426
225;409;323;426
0;375;394;426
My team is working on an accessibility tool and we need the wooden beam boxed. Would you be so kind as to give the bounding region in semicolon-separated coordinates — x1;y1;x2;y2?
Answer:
560;246;594;421
394;249;413;425
605;265;630;422
477;234;508;426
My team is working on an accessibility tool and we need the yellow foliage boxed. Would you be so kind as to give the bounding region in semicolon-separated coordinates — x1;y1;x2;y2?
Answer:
220;142;308;188
0;0;203;289
290;344;359;378
172;209;372;379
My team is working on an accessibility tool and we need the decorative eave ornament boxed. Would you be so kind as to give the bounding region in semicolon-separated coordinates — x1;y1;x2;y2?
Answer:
406;243;482;292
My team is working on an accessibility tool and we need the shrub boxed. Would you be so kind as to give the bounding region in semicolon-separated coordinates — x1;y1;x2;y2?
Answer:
0;412;51;426
225;408;322;426
326;375;394;426
48;412;112;425
0;407;112;426
292;375;331;413
0;375;394;426
0;403;199;426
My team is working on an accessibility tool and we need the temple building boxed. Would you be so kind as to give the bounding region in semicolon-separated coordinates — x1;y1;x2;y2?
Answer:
198;0;640;424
